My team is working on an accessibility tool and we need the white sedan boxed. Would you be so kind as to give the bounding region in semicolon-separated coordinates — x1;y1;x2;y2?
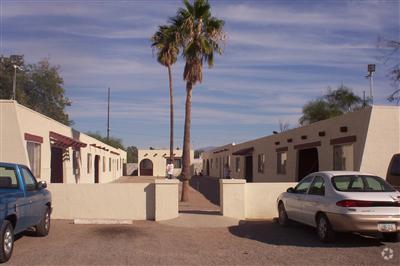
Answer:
277;171;400;242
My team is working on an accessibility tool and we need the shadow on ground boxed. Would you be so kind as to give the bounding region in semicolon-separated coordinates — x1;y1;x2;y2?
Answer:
179;210;221;215
189;176;220;205
228;219;386;248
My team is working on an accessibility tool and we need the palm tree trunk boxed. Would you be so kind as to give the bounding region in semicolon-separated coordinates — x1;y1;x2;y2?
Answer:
180;81;193;202
168;65;174;174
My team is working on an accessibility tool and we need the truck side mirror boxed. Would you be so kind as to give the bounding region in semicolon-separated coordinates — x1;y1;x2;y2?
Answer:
37;181;47;189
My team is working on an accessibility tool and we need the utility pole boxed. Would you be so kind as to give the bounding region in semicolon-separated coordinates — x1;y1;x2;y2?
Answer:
12;65;23;101
365;64;375;104
107;87;110;141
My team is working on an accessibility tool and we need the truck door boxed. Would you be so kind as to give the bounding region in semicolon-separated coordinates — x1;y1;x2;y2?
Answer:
19;166;44;226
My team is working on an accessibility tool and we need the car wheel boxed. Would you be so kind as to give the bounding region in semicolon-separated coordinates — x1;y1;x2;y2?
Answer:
382;232;399;242
36;207;51;237
0;220;14;263
316;214;335;242
278;203;290;226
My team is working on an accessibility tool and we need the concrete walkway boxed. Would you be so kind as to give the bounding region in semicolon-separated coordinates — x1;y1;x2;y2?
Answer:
114;175;237;228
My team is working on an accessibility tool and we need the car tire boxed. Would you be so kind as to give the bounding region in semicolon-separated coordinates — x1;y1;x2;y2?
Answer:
36;207;51;237
382;232;399;242
316;214;335;242
278;202;290;226
0;220;14;263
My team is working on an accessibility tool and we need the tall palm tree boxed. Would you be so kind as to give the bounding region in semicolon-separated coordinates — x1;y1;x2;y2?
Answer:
151;25;180;172
172;0;225;201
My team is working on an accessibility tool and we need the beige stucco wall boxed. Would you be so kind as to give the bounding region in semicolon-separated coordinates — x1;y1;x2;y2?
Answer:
360;106;400;177
245;182;297;219
220;180;297;219
138;149;194;177
0;100;127;184
202;144;235;178
204;106;399;182
48;179;179;221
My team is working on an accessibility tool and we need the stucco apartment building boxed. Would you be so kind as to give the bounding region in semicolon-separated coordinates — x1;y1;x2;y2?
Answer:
138;149;194;177
0;100;127;184
202;106;400;183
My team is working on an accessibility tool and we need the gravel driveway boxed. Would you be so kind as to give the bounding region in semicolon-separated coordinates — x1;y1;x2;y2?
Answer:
8;219;399;265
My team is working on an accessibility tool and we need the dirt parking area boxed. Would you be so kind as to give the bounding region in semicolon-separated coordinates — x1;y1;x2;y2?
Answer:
8;219;400;265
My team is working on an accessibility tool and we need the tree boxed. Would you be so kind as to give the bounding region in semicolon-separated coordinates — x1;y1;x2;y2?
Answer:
86;132;125;150
194;149;204;159
379;38;400;104
172;0;225;201
299;85;363;125
151;24;180;175
126;146;138;163
0;55;72;125
278;120;290;132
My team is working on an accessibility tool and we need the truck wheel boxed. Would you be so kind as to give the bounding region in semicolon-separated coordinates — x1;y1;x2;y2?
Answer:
0;220;14;263
36;207;51;237
316;214;335;242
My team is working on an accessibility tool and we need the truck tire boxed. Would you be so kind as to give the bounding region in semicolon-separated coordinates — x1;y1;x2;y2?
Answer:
36;207;51;237
0;220;14;263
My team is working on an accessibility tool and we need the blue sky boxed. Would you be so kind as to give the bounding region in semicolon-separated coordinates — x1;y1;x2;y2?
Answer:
1;0;399;149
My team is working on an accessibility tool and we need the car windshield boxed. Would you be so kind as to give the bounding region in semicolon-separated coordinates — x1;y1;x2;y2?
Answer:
331;175;396;192
0;166;19;189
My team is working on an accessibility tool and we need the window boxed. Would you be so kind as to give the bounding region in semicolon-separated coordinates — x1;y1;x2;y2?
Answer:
0;166;19;189
294;176;313;194
72;150;80;175
174;158;182;169
117;159;119;170
235;157;240;172
87;153;92;174
333;144;354;170
20;166;38;191
109;158;111;171
258;153;265;173
26;141;41;178
103;157;106;172
331;175;395;192
390;154;400;176
308;176;325;196
277;152;287;175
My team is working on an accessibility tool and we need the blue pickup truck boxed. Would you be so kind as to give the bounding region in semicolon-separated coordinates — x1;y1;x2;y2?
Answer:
0;162;51;263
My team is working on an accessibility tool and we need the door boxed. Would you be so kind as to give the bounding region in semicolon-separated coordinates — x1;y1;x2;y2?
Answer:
140;159;153;176
94;155;100;183
297;148;319;181
285;175;314;222
50;147;63;183
245;156;253;182
302;176;326;226
19;166;44;226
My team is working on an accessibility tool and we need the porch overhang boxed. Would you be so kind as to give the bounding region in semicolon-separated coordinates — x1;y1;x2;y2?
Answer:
232;147;254;156
50;131;87;149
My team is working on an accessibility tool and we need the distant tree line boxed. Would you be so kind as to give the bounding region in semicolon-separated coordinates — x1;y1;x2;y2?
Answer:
0;55;72;125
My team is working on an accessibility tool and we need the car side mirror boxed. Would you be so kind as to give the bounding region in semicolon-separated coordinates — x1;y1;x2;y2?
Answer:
37;181;47;190
287;187;294;193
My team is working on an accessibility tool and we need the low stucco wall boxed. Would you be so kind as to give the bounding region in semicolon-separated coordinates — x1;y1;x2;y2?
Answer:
245;182;297;219
220;179;296;219
48;180;179;221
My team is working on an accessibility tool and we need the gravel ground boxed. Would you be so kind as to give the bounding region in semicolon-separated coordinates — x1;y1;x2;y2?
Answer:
7;219;400;265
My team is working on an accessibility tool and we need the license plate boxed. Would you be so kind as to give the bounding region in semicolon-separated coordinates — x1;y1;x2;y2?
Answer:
378;223;397;232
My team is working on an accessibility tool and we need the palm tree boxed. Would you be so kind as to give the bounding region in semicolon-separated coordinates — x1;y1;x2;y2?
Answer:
151;25;180;172
172;0;225;201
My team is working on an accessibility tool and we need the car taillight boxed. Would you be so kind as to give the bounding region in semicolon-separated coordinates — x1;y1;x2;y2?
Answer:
336;200;400;207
